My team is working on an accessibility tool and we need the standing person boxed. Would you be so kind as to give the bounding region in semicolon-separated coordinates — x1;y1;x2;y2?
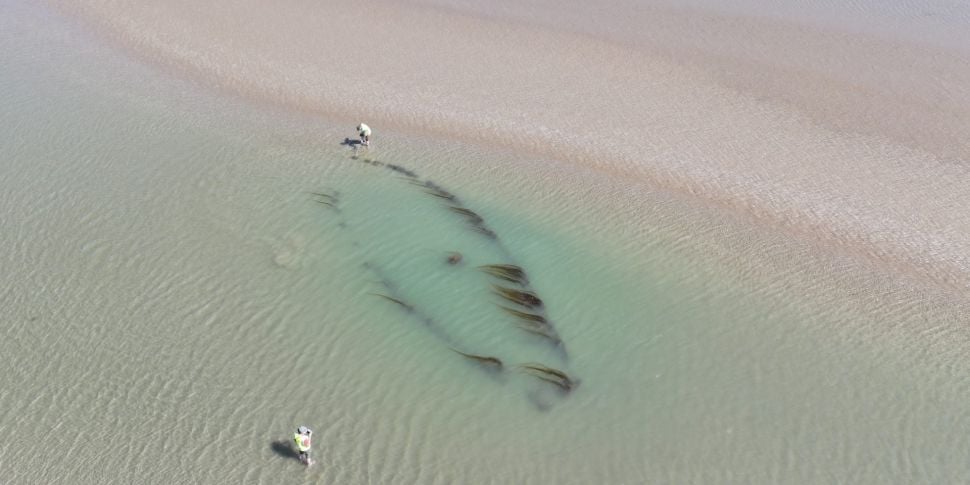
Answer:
357;123;371;146
294;426;313;465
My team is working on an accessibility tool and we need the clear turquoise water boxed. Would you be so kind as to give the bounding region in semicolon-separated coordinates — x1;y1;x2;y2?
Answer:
4;3;970;484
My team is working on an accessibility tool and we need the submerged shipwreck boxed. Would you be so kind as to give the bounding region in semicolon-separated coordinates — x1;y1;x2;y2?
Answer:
311;154;577;407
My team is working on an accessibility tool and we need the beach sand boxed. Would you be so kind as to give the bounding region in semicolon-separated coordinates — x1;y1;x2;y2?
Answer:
2;0;970;482
50;0;970;292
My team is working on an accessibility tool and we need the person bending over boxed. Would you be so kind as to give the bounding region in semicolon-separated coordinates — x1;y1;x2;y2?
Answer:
356;123;371;146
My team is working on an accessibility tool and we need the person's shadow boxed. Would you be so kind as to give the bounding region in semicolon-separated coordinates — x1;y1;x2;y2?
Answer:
340;137;363;147
270;439;300;462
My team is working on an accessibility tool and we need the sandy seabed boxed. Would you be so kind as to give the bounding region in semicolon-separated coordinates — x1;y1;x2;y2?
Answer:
2;0;970;483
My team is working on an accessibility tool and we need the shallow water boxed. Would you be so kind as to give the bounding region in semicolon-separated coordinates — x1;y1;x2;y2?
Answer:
4;3;970;484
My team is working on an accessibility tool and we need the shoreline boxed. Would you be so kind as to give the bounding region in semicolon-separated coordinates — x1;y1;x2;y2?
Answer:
47;0;970;293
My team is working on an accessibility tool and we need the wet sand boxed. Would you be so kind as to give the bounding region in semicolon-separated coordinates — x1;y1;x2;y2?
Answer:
49;0;970;293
